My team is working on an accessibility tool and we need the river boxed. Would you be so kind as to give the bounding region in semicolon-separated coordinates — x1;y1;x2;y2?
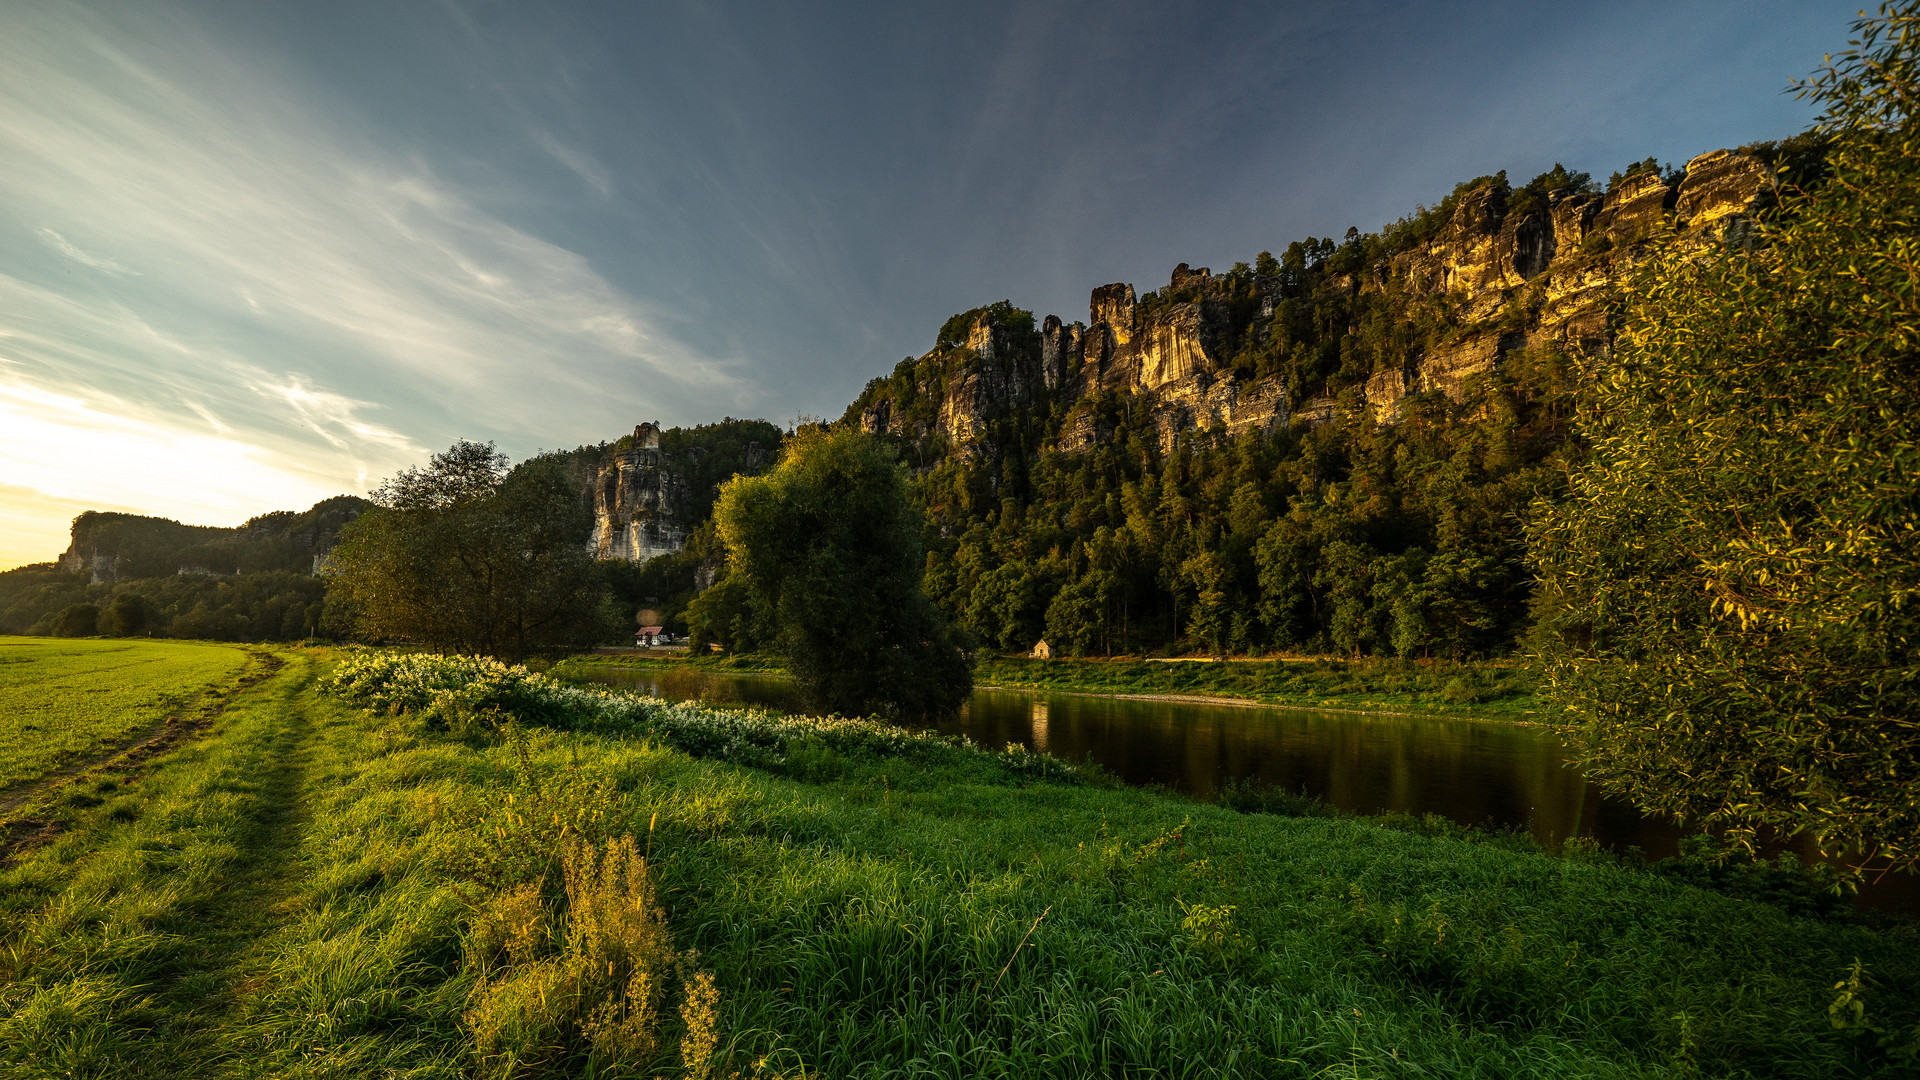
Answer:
579;664;1917;913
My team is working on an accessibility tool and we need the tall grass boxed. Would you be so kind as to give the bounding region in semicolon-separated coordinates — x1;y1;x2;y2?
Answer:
0;648;1915;1078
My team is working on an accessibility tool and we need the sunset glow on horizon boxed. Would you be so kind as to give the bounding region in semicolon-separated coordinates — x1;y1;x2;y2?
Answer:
0;1;1848;569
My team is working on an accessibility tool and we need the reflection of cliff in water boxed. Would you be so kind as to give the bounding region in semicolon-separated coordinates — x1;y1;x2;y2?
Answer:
953;688;1643;854
584;666;1663;853
584;665;1919;914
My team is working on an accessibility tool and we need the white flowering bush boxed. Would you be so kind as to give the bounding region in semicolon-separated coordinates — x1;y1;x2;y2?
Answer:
324;650;1082;783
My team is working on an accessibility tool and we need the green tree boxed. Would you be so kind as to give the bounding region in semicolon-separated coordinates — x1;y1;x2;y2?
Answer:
49;603;98;637
98;594;157;637
326;441;617;661
1182;550;1233;656
1528;3;1920;871
711;427;971;719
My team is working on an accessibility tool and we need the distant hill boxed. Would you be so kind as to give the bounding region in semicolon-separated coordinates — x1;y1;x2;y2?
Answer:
2;496;370;640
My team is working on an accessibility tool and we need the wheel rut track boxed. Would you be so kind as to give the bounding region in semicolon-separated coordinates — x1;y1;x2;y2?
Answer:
0;648;287;865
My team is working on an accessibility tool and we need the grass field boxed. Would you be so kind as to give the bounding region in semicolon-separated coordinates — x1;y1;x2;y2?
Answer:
2;647;1915;1078
0;636;251;791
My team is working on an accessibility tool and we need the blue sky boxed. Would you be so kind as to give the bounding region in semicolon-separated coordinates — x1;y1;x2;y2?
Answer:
0;0;1856;567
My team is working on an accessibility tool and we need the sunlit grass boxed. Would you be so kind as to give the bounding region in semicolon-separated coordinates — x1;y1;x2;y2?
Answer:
0;648;1914;1078
0;635;250;790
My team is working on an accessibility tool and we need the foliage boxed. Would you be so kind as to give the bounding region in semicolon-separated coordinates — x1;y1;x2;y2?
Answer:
900;367;1576;662
462;834;719;1076
1529;2;1920;872
706;427;972;719
1506;163;1596;220
325;442;619;661
323;649;1078;784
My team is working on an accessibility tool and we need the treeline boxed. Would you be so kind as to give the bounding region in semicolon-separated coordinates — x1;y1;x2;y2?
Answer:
0;565;331;641
915;342;1577;658
0;497;369;642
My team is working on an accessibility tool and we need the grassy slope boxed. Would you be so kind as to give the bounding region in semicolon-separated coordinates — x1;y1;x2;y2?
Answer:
0;636;250;790
2;651;1916;1078
974;656;1541;718
569;652;1541;720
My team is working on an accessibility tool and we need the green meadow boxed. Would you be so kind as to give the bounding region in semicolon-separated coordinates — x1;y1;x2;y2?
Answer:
1;647;1915;1078
0;636;251;792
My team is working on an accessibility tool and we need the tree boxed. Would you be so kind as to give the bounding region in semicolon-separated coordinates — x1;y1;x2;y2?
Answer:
710;426;971;719
1528;3;1920;872
49;603;98;637
326;441;617;661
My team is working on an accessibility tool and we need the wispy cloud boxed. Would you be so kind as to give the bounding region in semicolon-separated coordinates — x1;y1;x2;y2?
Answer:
37;227;135;275
0;2;748;566
253;374;420;454
531;128;616;198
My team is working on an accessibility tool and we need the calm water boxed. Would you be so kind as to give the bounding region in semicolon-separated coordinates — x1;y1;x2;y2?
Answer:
582;665;1916;913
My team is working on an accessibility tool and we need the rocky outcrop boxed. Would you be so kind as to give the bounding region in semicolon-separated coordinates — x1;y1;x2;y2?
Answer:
591;423;688;562
933;311;1044;453
1145;370;1288;450
1675;149;1772;233
1040;315;1083;391
845;145;1782;466
1365;367;1413;425
1365;149;1771;413
1090;283;1136;346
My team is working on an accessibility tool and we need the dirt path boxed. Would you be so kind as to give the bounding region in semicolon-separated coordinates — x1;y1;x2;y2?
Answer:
0;649;284;825
0;652;331;1076
171;663;322;1054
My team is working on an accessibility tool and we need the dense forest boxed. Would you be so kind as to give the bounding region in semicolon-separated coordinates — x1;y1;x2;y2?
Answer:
956;377;1564;658
903;322;1579;659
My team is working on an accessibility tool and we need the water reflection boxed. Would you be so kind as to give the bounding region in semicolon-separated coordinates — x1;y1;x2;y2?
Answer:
584;665;1671;853
582;665;1915;914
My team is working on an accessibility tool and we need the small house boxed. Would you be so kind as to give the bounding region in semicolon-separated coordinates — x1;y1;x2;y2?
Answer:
1031;639;1052;660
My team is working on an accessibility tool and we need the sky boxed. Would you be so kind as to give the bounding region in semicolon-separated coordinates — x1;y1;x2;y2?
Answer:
0;0;1858;569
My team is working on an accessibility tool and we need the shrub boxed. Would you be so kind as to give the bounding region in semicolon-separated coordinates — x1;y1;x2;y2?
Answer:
463;834;720;1077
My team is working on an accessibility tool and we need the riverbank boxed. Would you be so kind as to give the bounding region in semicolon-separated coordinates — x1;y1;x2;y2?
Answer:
563;651;1544;722
4;644;1915;1076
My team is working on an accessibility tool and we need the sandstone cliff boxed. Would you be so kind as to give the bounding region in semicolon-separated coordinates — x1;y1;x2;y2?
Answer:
582;418;781;563
590;423;688;562
844;144;1790;462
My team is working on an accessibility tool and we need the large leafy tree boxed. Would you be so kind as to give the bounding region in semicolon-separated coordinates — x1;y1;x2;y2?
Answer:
327;441;617;661
1528;4;1920;871
701;426;971;719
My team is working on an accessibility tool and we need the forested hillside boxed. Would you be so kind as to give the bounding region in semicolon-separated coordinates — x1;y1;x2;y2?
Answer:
0;497;368;640
830;139;1823;659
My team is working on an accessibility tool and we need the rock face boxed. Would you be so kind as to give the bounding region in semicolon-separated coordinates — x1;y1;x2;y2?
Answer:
844;146;1780;466
591;423;688;562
